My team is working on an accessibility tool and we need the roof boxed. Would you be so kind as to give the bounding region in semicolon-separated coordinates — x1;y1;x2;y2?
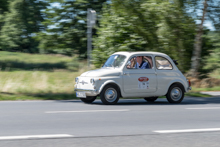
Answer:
113;51;169;57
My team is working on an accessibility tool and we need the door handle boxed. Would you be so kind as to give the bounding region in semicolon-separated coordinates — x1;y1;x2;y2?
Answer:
123;72;128;75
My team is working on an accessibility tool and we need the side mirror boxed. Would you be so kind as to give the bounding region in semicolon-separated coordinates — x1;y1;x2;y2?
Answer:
173;60;178;65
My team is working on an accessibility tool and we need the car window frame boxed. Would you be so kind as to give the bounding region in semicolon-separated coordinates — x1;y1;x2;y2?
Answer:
155;56;173;70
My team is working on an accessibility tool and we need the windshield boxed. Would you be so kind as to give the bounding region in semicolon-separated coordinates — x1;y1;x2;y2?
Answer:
102;55;126;68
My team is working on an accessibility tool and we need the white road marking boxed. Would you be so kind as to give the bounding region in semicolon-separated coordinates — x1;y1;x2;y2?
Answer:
154;128;220;134
186;107;220;110
0;134;73;140
45;109;130;113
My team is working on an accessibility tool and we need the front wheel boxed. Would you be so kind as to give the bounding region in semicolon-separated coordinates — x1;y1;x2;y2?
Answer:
80;96;96;104
100;85;120;105
166;84;184;103
144;97;158;102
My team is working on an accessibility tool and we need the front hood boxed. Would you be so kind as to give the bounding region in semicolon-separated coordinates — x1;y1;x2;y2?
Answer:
80;68;121;77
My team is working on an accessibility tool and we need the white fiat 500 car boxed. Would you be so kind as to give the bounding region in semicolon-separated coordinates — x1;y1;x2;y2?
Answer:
75;52;191;105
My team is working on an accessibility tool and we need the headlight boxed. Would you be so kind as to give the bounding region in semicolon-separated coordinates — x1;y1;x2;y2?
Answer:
75;77;79;84
90;78;95;85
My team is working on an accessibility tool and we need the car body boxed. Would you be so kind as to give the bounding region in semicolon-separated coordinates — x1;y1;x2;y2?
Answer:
74;51;191;105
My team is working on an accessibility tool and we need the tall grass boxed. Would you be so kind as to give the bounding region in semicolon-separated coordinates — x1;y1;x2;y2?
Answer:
0;51;88;100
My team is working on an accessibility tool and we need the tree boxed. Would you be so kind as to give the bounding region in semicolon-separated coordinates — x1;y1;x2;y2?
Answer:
190;0;208;76
93;0;196;72
36;0;107;57
203;32;220;72
188;0;220;77
0;0;9;13
0;0;10;42
0;0;48;53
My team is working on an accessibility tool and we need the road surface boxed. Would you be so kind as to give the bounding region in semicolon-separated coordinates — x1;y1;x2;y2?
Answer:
0;96;220;147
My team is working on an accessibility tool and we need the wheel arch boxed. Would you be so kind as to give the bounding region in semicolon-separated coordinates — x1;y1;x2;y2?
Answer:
98;80;122;97
166;82;186;96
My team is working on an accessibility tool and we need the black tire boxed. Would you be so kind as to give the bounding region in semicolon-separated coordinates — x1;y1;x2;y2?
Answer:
100;84;120;105
144;97;158;102
80;96;96;104
166;84;184;103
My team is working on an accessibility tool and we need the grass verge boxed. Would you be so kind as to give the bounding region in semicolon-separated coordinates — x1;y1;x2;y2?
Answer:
191;86;220;92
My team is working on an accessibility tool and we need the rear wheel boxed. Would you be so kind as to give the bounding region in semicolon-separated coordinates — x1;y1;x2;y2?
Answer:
144;97;158;102
100;85;120;105
166;84;184;103
80;96;96;104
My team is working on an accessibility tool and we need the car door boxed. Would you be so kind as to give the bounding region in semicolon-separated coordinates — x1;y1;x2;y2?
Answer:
122;55;157;94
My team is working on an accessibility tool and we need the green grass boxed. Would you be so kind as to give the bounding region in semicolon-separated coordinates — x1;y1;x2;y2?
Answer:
0;71;77;93
0;51;89;101
0;51;72;63
0;71;81;101
191;86;220;92
0;51;79;71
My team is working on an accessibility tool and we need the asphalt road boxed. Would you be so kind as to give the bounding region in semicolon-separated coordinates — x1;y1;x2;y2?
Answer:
0;96;220;147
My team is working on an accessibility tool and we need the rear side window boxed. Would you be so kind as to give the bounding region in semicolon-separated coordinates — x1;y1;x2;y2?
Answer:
155;56;173;70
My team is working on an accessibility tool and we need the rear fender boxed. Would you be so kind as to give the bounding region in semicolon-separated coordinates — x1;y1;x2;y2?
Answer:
166;80;187;94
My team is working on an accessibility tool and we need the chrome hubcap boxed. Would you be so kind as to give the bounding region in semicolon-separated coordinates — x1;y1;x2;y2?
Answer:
171;87;182;101
105;88;117;102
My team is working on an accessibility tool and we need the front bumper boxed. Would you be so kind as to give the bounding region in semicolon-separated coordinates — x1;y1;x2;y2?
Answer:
74;88;99;96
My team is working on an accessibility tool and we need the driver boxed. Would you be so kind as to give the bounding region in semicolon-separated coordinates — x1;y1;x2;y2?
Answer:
135;56;149;69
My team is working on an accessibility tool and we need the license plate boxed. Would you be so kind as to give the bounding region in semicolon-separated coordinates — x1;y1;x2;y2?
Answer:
76;92;86;98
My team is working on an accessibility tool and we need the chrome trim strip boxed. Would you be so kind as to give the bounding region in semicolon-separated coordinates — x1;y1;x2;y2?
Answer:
74;88;97;92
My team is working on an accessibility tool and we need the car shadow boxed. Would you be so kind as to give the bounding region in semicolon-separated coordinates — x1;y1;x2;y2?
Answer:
84;96;220;106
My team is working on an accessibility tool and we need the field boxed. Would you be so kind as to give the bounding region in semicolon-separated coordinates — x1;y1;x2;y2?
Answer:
0;51;218;101
0;51;87;100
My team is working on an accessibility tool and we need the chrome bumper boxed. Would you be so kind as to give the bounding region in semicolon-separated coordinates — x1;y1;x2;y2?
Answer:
187;87;192;91
74;88;99;96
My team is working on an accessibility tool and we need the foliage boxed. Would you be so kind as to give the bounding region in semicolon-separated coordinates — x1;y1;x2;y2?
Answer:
184;0;220;75
186;0;220;31
36;0;107;57
0;0;10;46
203;32;220;71
93;0;196;72
0;0;9;14
0;0;49;53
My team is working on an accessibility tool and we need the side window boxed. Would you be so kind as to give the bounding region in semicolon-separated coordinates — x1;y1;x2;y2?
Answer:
126;56;153;69
155;56;173;70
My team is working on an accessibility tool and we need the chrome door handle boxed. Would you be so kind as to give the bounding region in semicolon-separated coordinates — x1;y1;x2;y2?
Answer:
123;72;128;75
